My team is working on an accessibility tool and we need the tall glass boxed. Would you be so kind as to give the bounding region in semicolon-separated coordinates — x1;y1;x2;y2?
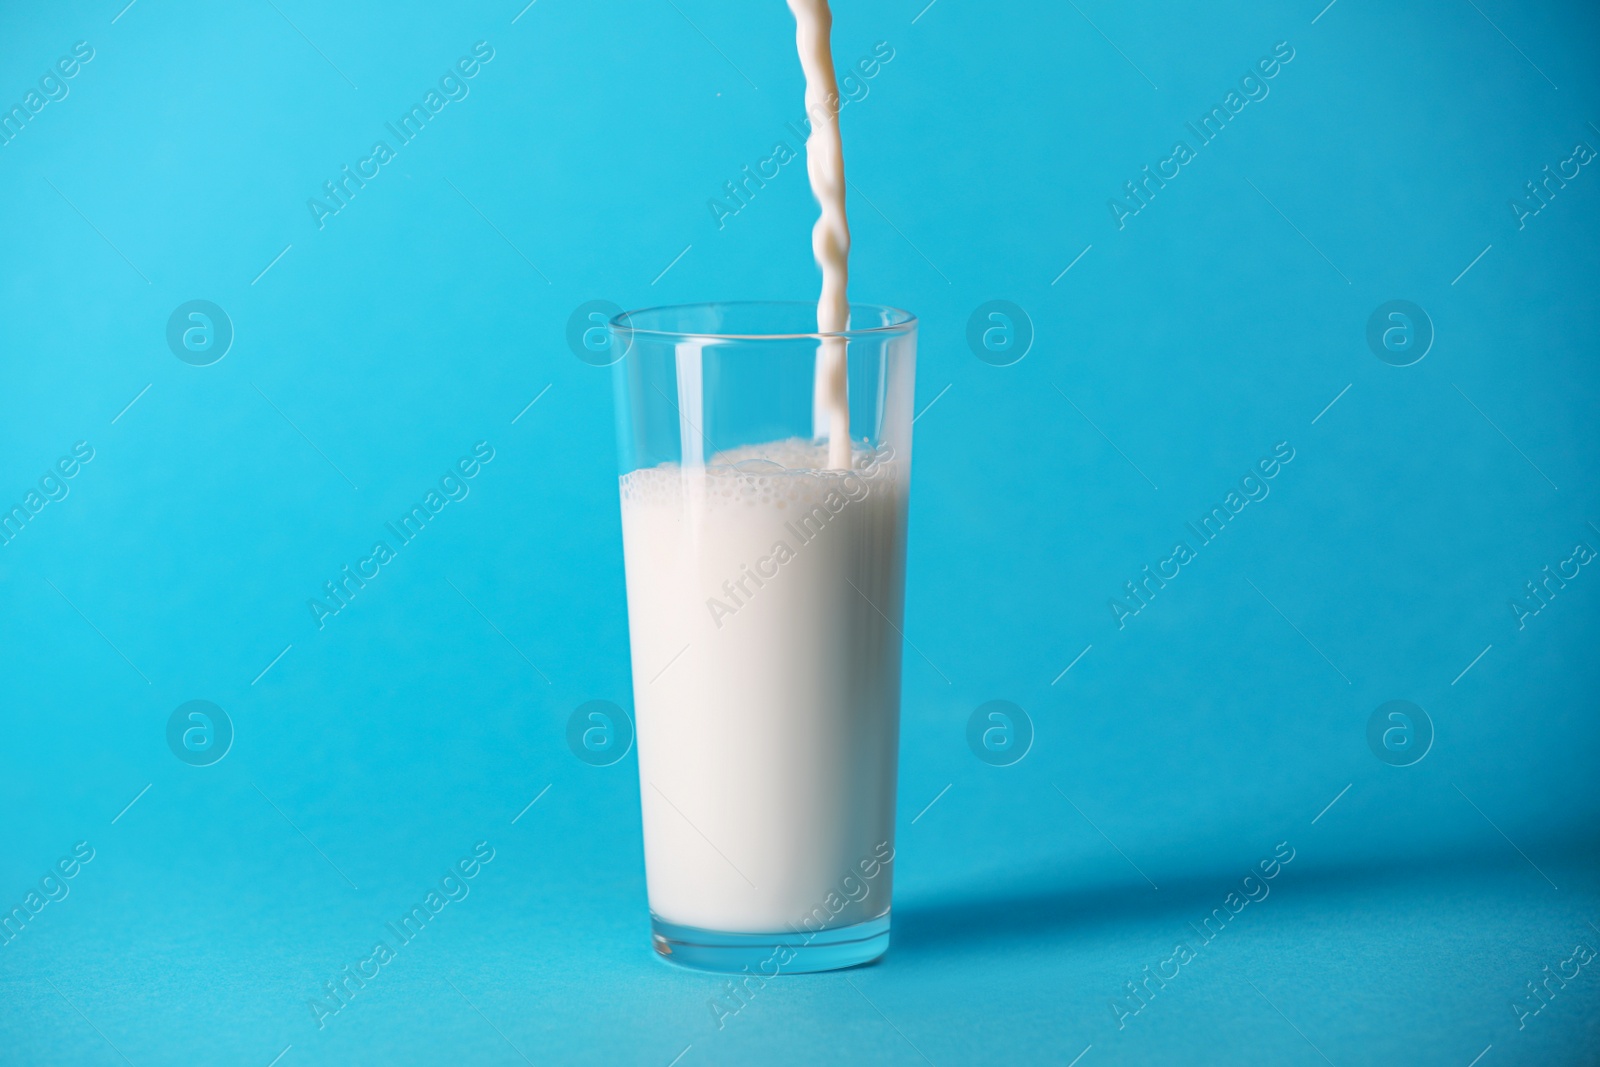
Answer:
609;301;916;974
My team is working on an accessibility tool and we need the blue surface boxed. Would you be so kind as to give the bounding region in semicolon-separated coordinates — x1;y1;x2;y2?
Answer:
3;0;1599;1064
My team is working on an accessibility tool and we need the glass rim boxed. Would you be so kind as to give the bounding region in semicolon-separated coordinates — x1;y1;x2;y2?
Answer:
610;300;916;342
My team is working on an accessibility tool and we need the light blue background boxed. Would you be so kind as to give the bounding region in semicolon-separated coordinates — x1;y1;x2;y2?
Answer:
2;0;1598;1064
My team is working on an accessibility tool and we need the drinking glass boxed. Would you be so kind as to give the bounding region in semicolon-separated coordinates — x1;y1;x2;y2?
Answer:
608;301;916;973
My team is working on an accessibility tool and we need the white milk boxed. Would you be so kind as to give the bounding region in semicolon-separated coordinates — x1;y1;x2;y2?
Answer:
788;0;853;470
621;439;906;932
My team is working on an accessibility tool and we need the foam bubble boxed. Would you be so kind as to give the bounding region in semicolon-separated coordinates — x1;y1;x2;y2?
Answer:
620;437;900;510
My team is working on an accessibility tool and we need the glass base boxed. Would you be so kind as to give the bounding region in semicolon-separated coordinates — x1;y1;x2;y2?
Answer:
651;912;890;974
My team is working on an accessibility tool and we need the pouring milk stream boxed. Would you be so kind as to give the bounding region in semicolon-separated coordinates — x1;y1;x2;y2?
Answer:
788;0;853;470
